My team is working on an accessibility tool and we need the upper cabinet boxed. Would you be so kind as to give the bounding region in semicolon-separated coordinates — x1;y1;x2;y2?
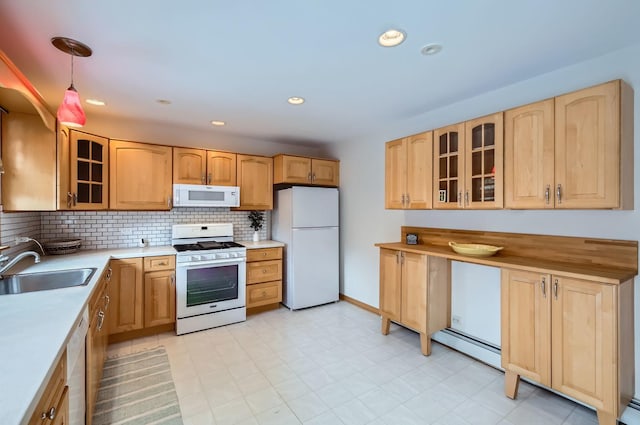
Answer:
110;140;173;210
432;122;466;209
173;147;236;186
273;154;340;187
0;93;56;211
235;154;273;210
58;128;109;210
505;80;633;209
385;131;433;209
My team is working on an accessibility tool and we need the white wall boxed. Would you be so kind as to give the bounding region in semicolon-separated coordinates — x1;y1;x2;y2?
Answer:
328;43;640;397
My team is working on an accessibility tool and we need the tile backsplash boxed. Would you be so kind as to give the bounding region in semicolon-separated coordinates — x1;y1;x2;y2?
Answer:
1;208;270;252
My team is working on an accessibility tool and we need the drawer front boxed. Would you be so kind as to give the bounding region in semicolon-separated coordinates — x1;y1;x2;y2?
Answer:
247;281;282;308
247;260;282;284
144;255;176;272
247;248;282;262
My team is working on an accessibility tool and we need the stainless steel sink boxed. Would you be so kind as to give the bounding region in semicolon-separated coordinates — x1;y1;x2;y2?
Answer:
0;268;97;295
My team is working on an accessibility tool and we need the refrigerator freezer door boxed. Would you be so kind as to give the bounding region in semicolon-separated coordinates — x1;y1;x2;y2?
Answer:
291;187;339;228
285;226;339;309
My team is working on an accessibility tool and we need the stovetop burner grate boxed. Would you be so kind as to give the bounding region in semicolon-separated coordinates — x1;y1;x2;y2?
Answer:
174;241;245;252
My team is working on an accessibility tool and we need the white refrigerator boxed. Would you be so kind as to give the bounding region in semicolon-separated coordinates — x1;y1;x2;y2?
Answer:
272;187;339;310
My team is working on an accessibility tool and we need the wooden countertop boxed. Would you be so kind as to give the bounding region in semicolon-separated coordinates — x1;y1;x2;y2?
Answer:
375;242;637;285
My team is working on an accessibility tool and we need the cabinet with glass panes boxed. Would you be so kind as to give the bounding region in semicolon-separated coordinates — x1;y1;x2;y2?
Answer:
57;126;109;209
433;113;503;209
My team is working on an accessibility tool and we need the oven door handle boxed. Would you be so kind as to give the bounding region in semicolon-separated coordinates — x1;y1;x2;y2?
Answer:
176;258;246;268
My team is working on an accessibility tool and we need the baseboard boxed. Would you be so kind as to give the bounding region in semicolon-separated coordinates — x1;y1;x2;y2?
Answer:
339;293;380;315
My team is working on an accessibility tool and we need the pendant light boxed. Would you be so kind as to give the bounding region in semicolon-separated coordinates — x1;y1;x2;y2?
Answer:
51;37;92;128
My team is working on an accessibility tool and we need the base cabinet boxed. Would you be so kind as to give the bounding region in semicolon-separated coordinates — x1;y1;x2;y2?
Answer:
246;247;283;311
501;269;634;425
29;350;68;425
86;267;111;425
379;248;450;355
109;256;176;339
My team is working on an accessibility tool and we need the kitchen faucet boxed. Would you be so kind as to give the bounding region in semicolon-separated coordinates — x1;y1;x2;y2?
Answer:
0;251;41;278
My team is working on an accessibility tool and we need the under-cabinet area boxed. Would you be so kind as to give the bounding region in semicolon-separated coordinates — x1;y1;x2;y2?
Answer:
376;226;638;425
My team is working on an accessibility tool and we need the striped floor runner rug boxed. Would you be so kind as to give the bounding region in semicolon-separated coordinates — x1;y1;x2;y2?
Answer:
92;346;183;425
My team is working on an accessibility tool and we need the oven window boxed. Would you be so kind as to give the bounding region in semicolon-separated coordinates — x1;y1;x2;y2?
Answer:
186;264;238;307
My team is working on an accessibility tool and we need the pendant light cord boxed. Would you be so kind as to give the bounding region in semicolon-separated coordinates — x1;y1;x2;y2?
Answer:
70;47;75;89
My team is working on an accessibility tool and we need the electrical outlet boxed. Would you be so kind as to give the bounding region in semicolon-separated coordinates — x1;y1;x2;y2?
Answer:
452;315;462;327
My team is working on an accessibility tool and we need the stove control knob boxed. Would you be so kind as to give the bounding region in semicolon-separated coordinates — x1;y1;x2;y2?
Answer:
230;252;238;258
204;254;215;261
191;255;202;262
218;253;230;259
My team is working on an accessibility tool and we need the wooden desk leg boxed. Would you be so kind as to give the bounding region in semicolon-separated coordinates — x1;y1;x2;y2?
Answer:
596;410;616;425
420;333;431;356
504;370;520;399
381;316;390;335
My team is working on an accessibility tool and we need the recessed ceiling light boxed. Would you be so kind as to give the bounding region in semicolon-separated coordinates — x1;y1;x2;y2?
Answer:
210;120;226;126
378;29;406;47
156;99;171;105
288;97;305;105
421;44;443;56
86;98;106;106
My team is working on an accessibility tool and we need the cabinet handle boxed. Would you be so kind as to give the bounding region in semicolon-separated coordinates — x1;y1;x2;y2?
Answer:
41;406;56;420
201;173;206;184
406;193;410;206
167;196;172;208
106;267;112;282
308;172;312;182
458;192;462;207
97;310;105;331
263;269;267;273
263;252;267;256
312;172;316;182
401;194;406;206
464;190;469;206
208;173;212;185
400;252;404;265
544;185;550;205
553;279;559;300
170;274;175;285
556;184;562;204
104;295;110;311
396;251;400;264
73;192;78;206
67;192;73;208
541;277;546;298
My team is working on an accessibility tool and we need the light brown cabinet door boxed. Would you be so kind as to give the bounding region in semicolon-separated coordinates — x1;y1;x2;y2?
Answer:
501;269;551;386
555;81;620;209
465;112;503;209
110;140;172;210
311;159;340;186
109;258;144;334
1;111;57;211
504;99;555;209
66;130;109;209
379;248;402;322
433;123;465;209
385;138;406;209
406;131;433;209
144;270;176;327
551;276;615;412
275;155;312;184
235;154;273;210
173;147;206;184
207;151;237;186
401;252;427;333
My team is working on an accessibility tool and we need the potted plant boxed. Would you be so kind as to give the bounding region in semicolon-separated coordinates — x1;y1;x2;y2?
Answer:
248;210;264;242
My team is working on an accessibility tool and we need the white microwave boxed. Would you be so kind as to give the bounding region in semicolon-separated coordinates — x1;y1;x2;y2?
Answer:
173;184;240;207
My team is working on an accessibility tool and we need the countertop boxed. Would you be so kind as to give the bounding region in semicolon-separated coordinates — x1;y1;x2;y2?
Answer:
375;242;637;284
239;240;285;249
0;246;176;425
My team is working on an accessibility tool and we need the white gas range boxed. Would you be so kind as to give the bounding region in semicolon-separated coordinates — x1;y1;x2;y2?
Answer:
172;223;247;335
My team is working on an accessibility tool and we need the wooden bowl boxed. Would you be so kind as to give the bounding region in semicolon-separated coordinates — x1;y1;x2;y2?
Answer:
448;241;503;257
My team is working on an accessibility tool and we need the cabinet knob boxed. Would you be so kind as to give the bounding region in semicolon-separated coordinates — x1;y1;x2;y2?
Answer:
263;269;267;273
40;406;56;420
263;252;267;256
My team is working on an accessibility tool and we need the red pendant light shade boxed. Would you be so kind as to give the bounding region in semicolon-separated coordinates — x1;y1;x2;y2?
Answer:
51;37;92;128
57;85;86;127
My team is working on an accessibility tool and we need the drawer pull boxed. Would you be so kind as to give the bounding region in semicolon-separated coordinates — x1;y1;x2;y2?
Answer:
263;269;267;273
157;261;167;266
263;252;267;256
41;406;56;420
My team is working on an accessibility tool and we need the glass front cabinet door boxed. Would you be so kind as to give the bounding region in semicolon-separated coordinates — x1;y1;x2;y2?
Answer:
58;128;109;209
433;114;503;209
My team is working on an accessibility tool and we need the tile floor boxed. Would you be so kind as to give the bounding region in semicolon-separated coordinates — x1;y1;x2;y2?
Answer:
107;301;601;425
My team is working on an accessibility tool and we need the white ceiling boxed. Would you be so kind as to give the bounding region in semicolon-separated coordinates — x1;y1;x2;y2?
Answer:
1;0;640;148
